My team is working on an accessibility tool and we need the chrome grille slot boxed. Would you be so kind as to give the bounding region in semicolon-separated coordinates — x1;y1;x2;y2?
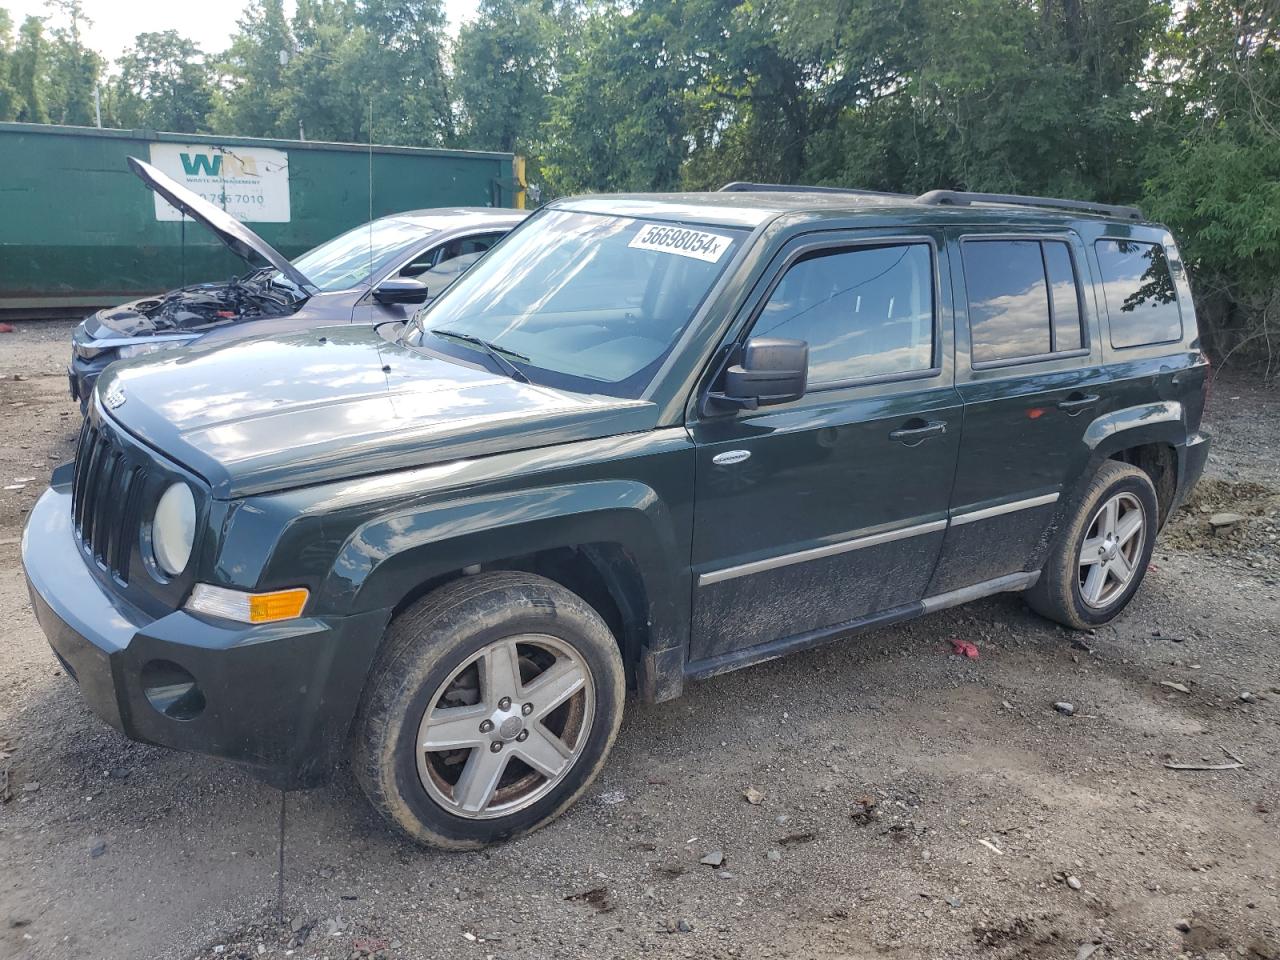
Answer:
70;418;151;584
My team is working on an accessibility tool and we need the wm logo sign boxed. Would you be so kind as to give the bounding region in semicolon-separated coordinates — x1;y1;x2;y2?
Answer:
179;152;261;178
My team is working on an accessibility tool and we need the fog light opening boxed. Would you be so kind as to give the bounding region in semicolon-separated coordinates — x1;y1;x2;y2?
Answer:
141;659;206;721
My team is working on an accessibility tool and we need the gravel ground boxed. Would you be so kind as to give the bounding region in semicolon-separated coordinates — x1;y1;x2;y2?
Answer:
0;319;1276;960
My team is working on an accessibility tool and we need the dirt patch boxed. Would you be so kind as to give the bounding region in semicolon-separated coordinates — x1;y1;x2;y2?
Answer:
0;324;1277;960
1162;477;1280;574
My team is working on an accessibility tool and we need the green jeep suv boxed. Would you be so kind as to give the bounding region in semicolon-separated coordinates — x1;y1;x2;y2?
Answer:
23;184;1210;848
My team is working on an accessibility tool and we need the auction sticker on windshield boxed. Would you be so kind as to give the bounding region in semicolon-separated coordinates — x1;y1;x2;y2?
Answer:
629;223;732;263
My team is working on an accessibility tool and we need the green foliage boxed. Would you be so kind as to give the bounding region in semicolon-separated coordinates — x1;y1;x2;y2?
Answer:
0;8;20;121
453;0;556;154
212;0;293;137
9;15;48;123
42;0;101;126
209;0;453;146
113;31;215;133
1141;0;1280;370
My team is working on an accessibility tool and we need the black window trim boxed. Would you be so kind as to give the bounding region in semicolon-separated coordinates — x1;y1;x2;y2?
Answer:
729;233;944;395
959;232;1091;371
1093;235;1184;350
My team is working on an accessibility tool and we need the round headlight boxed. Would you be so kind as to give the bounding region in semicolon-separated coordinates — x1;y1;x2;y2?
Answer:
152;482;196;576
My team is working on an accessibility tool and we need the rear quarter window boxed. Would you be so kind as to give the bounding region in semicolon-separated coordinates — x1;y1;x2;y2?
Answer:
1094;239;1182;348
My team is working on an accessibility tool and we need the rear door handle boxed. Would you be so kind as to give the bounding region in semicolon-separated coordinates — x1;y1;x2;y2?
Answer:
1057;393;1100;415
889;420;947;445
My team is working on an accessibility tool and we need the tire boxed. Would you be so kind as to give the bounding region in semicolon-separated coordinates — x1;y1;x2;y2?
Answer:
352;572;625;850
1025;461;1159;630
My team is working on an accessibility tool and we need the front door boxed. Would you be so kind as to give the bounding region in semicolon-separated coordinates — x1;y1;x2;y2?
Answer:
687;231;962;672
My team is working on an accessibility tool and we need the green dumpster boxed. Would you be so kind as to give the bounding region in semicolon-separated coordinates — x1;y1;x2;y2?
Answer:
0;122;517;316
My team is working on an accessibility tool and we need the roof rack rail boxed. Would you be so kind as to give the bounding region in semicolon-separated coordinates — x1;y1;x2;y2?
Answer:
719;181;912;200
916;189;1143;222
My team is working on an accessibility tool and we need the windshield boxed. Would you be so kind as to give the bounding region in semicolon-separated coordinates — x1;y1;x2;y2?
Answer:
283;218;432;292
406;209;745;397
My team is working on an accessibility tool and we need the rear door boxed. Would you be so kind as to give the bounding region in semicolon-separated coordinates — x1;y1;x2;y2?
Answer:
687;230;962;672
927;229;1113;595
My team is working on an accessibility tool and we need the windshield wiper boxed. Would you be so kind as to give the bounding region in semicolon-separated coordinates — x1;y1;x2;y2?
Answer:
428;328;531;384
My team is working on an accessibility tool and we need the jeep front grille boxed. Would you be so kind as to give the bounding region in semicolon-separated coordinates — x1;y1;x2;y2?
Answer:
71;419;148;583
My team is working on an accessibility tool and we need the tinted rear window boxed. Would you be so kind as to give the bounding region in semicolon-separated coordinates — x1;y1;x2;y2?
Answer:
962;239;1087;364
964;240;1051;362
1044;242;1083;351
1095;239;1182;348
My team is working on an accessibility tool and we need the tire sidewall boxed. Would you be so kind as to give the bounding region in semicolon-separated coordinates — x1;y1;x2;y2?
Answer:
382;590;623;847
1066;471;1159;627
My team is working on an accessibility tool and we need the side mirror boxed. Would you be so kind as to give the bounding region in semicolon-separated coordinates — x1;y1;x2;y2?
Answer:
710;337;808;411
372;277;431;305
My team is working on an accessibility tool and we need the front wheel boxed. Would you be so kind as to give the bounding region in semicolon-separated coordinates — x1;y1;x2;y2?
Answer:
1025;461;1159;630
352;572;625;849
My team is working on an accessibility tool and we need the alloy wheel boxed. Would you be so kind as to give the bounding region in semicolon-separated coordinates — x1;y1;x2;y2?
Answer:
1077;491;1146;609
415;635;594;819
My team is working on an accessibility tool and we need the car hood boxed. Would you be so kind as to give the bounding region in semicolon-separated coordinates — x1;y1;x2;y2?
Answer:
128;157;318;295
95;327;657;498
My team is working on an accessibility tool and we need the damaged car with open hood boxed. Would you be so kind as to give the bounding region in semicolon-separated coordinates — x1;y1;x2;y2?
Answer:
67;157;526;409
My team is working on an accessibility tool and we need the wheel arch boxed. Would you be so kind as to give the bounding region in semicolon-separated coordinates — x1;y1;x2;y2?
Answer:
319;479;690;702
1079;400;1185;527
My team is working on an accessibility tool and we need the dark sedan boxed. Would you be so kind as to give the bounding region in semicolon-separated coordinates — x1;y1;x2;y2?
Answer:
68;157;527;409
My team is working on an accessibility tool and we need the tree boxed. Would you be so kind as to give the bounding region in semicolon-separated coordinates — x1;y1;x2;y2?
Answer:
43;0;101;126
1141;0;1280;372
357;0;453;145
277;0;370;142
113;31;215;132
9;15;47;123
213;0;293;137
0;7;21;121
541;0;694;194
453;0;556;153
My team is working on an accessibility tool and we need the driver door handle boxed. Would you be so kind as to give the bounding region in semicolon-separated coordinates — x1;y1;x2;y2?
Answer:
888;420;947;444
1057;393;1100;415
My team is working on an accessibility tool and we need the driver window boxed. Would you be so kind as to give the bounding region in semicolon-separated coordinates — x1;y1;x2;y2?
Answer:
399;233;506;278
753;242;936;385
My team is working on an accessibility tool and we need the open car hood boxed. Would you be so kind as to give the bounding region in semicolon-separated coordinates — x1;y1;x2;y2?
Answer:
128;157;318;295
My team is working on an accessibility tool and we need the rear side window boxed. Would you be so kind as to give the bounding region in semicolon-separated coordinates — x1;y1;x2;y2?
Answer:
963;239;1085;364
752;243;935;385
1094;239;1181;348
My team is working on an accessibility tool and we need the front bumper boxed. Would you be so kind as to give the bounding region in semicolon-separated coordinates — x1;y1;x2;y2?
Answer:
22;482;391;788
68;353;110;408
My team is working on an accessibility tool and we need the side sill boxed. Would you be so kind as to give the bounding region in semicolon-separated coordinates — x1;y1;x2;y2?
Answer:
683;570;1040;682
919;570;1039;614
685;602;921;681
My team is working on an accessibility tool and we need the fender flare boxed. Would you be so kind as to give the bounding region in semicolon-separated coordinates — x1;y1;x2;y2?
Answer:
317;478;688;655
1031;401;1187;567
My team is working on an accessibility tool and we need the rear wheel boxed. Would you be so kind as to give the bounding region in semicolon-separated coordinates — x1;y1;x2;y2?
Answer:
1025;461;1158;630
352;572;625;849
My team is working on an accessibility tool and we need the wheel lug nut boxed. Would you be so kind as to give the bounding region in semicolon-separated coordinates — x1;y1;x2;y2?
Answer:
498;697;512;710
521;702;533;716
479;720;494;733
490;741;503;753
516;730;529;742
